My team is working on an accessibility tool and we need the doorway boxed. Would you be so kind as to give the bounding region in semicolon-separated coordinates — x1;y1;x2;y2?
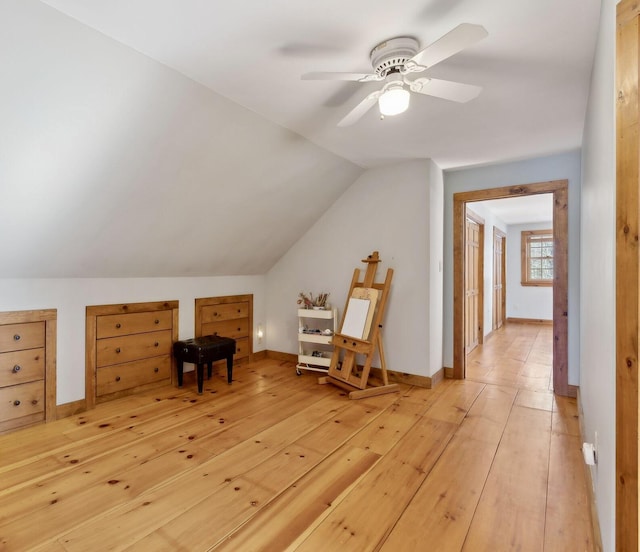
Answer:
452;180;570;397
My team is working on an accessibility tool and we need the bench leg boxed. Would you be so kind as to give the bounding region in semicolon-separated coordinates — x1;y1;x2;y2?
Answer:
177;360;184;387
226;355;233;384
197;363;204;394
207;361;213;379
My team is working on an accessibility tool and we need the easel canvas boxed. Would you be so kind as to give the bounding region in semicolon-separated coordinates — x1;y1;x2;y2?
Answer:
341;288;379;340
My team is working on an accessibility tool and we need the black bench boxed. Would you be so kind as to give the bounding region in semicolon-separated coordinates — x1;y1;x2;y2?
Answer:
173;335;236;394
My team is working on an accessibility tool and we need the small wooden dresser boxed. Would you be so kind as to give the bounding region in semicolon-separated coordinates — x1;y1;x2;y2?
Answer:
195;294;252;363
86;301;178;408
0;309;56;433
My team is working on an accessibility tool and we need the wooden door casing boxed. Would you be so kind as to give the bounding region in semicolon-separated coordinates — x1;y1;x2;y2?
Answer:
453;180;568;394
616;2;640;548
493;228;506;331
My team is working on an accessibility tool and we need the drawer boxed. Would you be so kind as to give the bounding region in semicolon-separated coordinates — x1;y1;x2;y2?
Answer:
97;355;171;396
201;302;248;323
0;380;45;422
201;318;249;340
97;330;172;367
96;310;173;339
0;348;45;387
234;337;249;360
0;322;45;353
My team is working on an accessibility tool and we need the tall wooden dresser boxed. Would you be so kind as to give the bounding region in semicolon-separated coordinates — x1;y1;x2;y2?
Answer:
0;309;56;433
195;294;253;363
85;301;178;408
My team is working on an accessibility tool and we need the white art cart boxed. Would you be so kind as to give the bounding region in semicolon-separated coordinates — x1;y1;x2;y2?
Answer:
296;307;338;375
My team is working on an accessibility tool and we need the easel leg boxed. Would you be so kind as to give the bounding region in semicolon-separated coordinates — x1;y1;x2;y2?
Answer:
376;333;389;386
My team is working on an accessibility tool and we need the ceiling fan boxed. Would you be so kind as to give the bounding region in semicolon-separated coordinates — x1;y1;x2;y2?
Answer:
302;23;488;127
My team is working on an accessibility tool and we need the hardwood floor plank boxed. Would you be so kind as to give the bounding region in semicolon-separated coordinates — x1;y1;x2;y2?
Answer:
294;417;457;551
295;394;398;456
0;344;595;552
53;395;386;551
461;404;551;551
552;395;581;436
131;444;327;552
515;388;554;412
544;432;596;551
504;335;534;362
346;396;428;456
61;475;274;552
0;380;322;497
0;387;331;549
143;446;381;552
0;424;76;470
379;384;517;551
424;380;485;424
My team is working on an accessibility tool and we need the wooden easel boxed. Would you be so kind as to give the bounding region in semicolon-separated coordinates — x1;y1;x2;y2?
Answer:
319;251;398;399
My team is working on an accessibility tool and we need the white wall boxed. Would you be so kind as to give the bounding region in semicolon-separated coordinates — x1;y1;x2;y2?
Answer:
464;203;508;336
429;162;445;375
266;159;444;378
580;0;617;549
0;277;265;404
443;151;582;385
506;222;554;321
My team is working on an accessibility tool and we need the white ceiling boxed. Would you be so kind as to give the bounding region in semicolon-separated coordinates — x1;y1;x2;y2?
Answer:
475;194;554;225
40;0;601;170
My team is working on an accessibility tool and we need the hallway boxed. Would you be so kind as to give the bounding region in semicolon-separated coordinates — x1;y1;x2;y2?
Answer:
467;321;554;392
463;321;597;549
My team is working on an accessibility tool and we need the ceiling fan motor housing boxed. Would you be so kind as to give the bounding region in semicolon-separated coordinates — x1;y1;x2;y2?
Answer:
370;37;419;77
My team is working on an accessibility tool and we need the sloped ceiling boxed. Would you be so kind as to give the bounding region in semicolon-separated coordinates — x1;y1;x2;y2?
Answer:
1;0;600;277
39;0;601;169
0;1;361;277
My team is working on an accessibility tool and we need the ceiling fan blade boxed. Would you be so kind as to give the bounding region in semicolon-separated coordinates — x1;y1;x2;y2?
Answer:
411;23;488;68
338;90;382;127
302;72;381;82
409;77;482;103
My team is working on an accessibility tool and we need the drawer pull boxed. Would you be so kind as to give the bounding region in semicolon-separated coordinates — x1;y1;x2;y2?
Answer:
13;400;20;406
116;323;121;329
154;367;159;373
12;365;21;373
115;347;121;354
115;376;121;382
154;319;160;324
154;342;159;347
13;334;20;341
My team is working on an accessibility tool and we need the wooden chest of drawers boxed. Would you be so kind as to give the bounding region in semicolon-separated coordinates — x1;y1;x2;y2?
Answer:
86;301;178;408
195;295;252;363
0;310;56;433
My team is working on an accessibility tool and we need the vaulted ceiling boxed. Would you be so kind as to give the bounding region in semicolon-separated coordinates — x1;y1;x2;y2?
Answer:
40;0;601;169
1;1;601;277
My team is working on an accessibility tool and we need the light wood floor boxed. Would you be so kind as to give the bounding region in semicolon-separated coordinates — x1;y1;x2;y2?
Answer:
466;322;554;392
0;324;596;551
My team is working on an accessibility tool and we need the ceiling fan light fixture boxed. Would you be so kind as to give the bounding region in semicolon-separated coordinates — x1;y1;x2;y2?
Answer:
378;86;410;116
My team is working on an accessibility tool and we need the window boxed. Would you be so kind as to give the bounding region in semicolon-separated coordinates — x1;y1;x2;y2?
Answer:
521;229;553;286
